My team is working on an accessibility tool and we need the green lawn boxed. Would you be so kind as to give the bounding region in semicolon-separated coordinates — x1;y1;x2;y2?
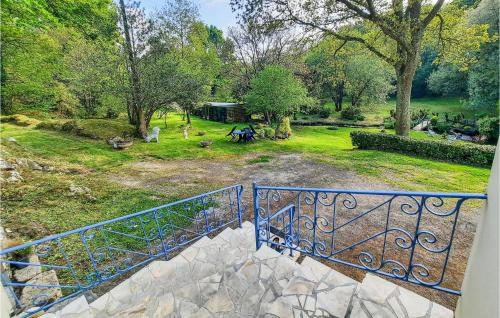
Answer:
0;113;492;288
1;113;491;194
298;97;492;126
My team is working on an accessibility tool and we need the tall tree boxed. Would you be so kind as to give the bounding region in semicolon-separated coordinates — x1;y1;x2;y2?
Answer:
467;0;499;113
232;0;489;135
345;54;394;108
228;21;309;98
244;65;313;133
0;0;119;114
118;0;147;137
305;38;350;111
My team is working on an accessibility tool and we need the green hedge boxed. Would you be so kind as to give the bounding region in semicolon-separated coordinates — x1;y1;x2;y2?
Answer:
350;131;496;167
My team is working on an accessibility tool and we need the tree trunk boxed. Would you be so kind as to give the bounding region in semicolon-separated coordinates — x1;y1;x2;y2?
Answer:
395;56;419;136
119;0;146;138
334;81;344;112
186;111;191;125
264;112;272;125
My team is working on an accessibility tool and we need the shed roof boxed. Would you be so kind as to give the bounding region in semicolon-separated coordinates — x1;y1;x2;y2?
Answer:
205;102;243;108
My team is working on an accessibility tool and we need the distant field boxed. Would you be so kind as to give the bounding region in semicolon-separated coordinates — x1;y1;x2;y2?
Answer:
297;97;486;126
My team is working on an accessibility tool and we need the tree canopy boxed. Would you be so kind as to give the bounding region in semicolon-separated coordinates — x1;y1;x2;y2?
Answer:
245;65;313;125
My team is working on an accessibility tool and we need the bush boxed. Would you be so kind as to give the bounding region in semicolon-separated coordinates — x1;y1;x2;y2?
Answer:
326;126;339;131
430;116;439;127
263;127;275;138
477;116;499;143
35;120;65;131
53;82;78;118
433;122;453;134
341;107;364;121
106;108;119;119
383;119;396;129
317;107;332;119
350;131;495;167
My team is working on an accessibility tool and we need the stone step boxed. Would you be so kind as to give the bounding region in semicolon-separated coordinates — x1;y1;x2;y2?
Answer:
40;224;454;318
39;295;91;318
282;256;359;317
350;273;453;318
84;226;257;317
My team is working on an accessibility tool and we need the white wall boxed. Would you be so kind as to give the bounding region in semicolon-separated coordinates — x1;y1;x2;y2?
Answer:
0;283;13;318
456;145;499;317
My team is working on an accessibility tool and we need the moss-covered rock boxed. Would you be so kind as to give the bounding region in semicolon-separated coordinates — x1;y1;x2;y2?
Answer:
1;114;40;126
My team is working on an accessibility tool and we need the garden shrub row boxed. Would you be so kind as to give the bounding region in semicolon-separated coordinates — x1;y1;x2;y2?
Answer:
350;131;495;167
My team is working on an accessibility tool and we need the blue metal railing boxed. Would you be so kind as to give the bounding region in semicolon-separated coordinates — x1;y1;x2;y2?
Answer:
253;183;487;295
1;184;243;317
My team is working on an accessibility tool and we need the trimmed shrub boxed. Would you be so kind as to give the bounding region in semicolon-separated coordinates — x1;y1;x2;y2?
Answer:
35;120;65;131
433;122;453;134
477;116;499;143
36;119;135;140
317;108;332;119
383;119;396;129
341;107;365;121
350;131;495;167
430;116;439;127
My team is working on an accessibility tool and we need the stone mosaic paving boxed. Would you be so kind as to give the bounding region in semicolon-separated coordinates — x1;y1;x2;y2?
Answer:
40;222;453;318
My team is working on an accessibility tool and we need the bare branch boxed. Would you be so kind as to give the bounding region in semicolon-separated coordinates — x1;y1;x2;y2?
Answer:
421;0;446;28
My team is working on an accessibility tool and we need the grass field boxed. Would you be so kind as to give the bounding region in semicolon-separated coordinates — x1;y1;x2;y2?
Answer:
297;97;493;125
0;112;491;239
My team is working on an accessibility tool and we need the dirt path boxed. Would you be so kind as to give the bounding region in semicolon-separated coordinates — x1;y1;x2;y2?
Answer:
107;152;395;199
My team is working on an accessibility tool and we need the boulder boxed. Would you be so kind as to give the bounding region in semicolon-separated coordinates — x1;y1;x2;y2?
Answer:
200;140;213;148
27;160;43;171
20;270;62;308
0;160;15;171
7;171;23;182
69;184;96;201
13;254;42;282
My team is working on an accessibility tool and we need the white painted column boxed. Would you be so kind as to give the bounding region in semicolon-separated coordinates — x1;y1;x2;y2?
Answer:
0;283;13;318
455;145;499;318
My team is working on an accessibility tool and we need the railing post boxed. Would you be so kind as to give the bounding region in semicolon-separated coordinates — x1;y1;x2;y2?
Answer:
288;206;295;257
253;183;261;250
152;209;169;260
237;185;243;228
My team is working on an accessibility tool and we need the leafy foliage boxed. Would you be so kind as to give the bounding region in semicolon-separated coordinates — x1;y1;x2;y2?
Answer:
467;0;499;113
351;131;495;166
0;0;119;114
477;116;499;143
427;64;468;97
341;107;365;121
244;65;313;124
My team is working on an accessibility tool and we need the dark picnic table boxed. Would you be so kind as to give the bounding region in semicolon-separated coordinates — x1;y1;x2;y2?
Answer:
227;126;257;143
